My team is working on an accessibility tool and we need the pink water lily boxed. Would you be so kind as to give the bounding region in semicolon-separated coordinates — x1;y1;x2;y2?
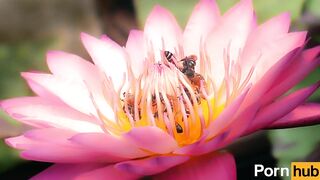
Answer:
2;0;320;179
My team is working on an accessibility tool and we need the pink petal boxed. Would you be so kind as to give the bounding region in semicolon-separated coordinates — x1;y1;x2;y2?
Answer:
242;48;299;108
46;50;115;121
46;50;97;82
249;32;307;82
174;133;226;155
69;132;149;159
6;135;35;150
240;13;291;75
21;147;120;164
267;103;320;129
1;97;102;132
205;0;256;86
263;46;320;105
23;75;59;101
8;135;100;164
205;86;250;139
183;0;220;60
21;128;78;144
76;165;140;180
126;30;146;77
7;129;124;163
144;5;182;61
80;32;128;91
31;164;105;180
226;48;300;139
21;72;97;117
248;82;320;133
115;155;189;176
123;126;178;154
173;136;206;155
223;102;259;143
155;152;236;180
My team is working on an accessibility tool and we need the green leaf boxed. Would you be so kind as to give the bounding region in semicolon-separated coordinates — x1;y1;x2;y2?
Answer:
305;0;320;18
0;141;23;173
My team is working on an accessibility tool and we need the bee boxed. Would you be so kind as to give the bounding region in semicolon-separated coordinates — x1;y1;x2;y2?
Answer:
164;51;176;64
151;93;174;119
189;73;206;89
183;87;201;106
164;51;206;111
164;51;197;76
180;55;197;78
123;92;135;105
122;92;141;120
179;55;206;92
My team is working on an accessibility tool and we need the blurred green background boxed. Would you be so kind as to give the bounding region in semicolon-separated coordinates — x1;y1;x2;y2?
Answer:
0;0;319;178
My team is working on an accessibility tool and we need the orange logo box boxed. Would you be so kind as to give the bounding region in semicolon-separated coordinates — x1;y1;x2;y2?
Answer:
291;162;320;180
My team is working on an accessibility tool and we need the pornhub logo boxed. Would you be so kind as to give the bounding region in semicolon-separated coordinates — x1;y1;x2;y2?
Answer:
254;162;320;179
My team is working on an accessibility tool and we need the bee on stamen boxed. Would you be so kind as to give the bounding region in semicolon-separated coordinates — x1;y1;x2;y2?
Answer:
175;122;183;133
164;51;206;90
189;73;206;91
151;93;174;119
122;92;141;120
